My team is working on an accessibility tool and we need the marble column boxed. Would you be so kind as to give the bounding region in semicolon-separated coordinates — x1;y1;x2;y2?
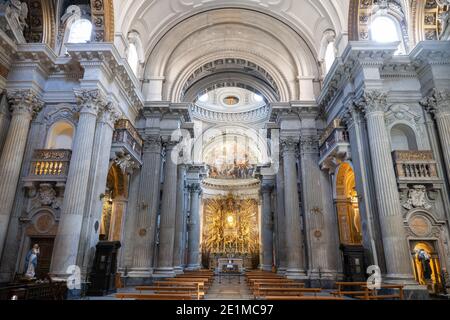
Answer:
281;137;306;278
357;91;414;282
275;160;287;273
130;135;162;277
422;90;450;183
173;164;187;273
187;182;202;270
261;183;274;271
299;134;339;286
0;93;11;152
344;104;385;270
50;89;107;277
154;140;179;276
78;103;120;274
0;90;42;260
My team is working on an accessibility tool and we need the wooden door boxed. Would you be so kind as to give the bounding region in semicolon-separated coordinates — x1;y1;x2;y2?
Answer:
29;237;55;279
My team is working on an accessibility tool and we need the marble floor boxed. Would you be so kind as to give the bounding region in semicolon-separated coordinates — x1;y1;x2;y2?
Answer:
204;276;253;300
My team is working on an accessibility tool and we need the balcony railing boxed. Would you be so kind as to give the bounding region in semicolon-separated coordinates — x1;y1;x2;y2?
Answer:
393;151;439;181
26;149;72;182
111;119;143;163
319;119;350;166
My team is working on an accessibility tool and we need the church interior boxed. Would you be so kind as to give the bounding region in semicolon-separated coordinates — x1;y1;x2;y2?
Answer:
0;0;450;301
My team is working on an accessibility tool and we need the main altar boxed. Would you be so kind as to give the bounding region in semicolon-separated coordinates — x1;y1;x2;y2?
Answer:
201;194;260;270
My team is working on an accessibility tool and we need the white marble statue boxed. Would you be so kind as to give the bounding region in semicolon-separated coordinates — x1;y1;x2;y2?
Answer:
24;244;40;279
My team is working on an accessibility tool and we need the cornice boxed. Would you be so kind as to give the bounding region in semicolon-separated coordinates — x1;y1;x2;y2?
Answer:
66;43;144;113
318;41;399;112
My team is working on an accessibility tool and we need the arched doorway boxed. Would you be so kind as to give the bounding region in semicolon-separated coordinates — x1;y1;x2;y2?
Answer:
99;164;128;242
412;241;443;290
335;163;363;245
335;162;366;281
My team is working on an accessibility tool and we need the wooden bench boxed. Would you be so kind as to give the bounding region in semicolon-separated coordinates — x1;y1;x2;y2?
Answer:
170;277;210;288
356;284;404;300
332;282;368;298
265;295;345;301
175;276;213;285
135;286;205;300
153;281;206;292
115;293;193;300
248;278;294;289
254;288;322;298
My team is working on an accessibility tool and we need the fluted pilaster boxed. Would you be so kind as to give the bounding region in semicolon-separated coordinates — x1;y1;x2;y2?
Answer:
261;183;274;271
154;140;180;276
357;91;414;282
275;160;287;273
78;102;121;273
281;137;306;278
173;164;187;273
130;135;162;277
421;89;450;183
0;90;43;260
51;89;107;276
187;182;202;270
299;134;339;284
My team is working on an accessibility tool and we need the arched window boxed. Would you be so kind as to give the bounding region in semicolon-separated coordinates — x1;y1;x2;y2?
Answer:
371;16;400;43
127;43;139;75
390;124;418;151
46;121;75;150
324;41;336;73
67;19;92;44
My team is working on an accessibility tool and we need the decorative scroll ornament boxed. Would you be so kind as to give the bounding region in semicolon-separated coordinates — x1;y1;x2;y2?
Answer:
37;184;60;209
99;102;122;127
74;89;108;115
114;153;140;174
355;90;388;115
0;0;28;43
7;89;44;118
420;89;450;117
403;185;432;210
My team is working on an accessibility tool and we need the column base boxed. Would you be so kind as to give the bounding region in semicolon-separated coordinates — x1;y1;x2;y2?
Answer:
260;264;273;272
153;267;176;278
285;268;307;280
185;264;201;271
308;269;339;289
276;268;287;276
173;266;184;274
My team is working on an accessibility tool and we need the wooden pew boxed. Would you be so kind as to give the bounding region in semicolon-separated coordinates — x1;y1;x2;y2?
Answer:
153;281;206;292
175;276;213;286
248;278;294;290
254;288;322;299
115;293;193;300
356;284;404;300
265;295;345;301
332;282;368;298
135;286;205;300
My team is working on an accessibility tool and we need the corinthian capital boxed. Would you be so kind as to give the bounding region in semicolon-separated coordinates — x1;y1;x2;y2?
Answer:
299;135;320;155
7;89;44;118
280;137;299;155
143;134;162;153
420;89;450;117
99;102;122;127
74;89;108;115
355;90;388;116
188;182;202;194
